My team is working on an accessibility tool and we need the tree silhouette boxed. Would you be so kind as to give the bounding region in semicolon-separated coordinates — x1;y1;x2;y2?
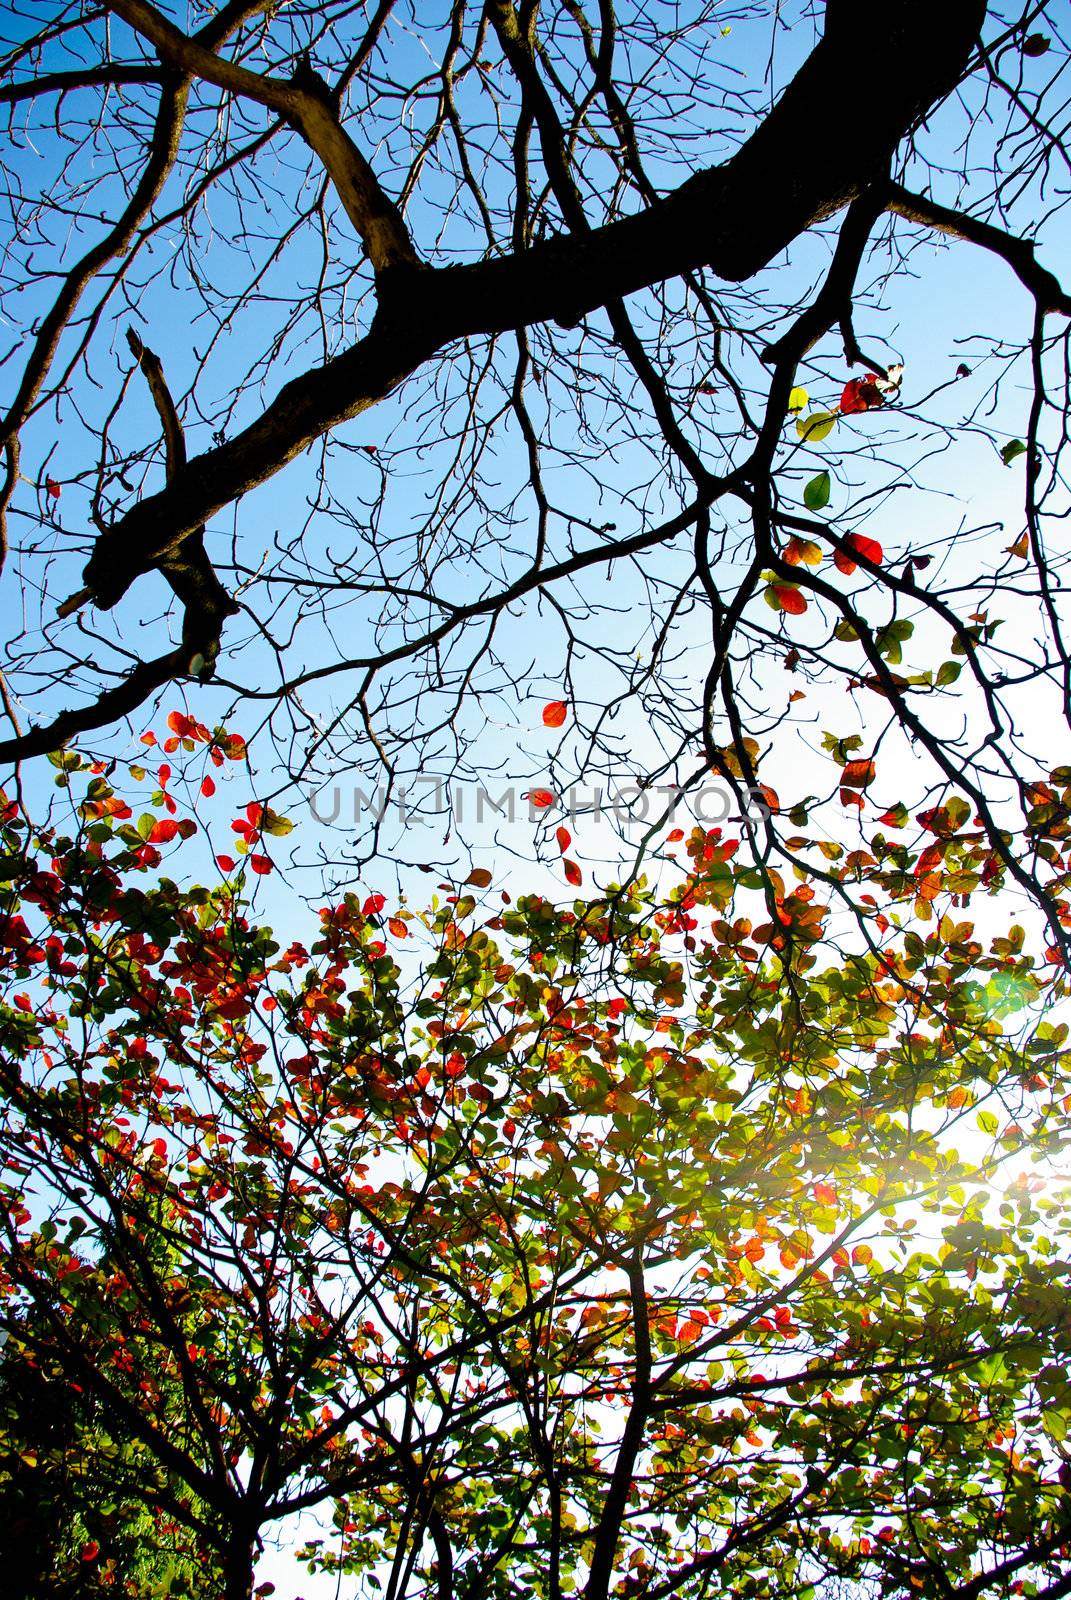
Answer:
1;1;1069;943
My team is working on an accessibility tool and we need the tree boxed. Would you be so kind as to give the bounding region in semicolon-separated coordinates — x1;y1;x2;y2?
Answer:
3;734;1071;1599
0;1298;219;1598
0;1;1070;943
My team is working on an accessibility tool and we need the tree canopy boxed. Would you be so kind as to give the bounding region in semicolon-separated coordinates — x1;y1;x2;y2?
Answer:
1;735;1071;1599
0;0;1070;939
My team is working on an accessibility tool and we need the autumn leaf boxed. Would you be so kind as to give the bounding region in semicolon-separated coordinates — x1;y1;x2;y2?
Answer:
555;826;571;853
465;867;493;889
796;410;836;443
563;858;582;886
249;853;273;875
542;701;568;728
785;537;822;567
840;375;883;414
528;789;555;809
767;584;807;616
840;758;876;789
45;476;61;500
148;818;180;844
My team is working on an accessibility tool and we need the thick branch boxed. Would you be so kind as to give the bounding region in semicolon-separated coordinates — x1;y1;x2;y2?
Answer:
105;0;417;271
79;0;985;616
887;181;1071;315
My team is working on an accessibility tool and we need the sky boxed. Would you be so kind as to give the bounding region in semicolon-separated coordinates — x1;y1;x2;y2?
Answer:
1;0;1070;1591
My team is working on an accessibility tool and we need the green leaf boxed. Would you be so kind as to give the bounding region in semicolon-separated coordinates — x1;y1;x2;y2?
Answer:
937;661;963;686
1000;439;1027;466
803;471;831;511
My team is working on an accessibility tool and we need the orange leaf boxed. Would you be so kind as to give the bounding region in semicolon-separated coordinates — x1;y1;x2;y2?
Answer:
529;789;555;809
388;917;409;939
563;858;582;887
555;825;571;853
841;758;875;789
851;1243;873;1266
775;586;807;615
814;1182;837;1206
542;700;568;728
148;818;180;844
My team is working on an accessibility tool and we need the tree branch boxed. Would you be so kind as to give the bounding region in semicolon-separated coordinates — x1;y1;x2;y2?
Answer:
887;181;1071;315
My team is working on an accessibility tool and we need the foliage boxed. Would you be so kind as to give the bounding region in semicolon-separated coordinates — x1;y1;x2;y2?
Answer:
2;744;1071;1598
0;1304;216;1598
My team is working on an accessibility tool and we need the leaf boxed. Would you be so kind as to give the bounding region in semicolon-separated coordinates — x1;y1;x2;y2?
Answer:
936;661;962;687
555;826;571;852
45;476;61;500
249;853;273;875
261;808;294;837
841;759;875;789
563;859;582;887
200;776;216;798
542;701;568;728
787;386;809;414
529;789;555;809
465;867;493;888
803;471;831;511
1005;531;1029;559
814;1182;837;1206
785;537;823;567
796;411;837;443
1023;32;1050;56
840;375;885;415
1001;439;1027;466
849;532;883;566
851;1244;873;1266
767;584;807;615
148;818;180;844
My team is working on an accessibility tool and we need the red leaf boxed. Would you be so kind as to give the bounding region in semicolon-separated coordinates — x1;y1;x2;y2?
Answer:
167;711;196;737
249;853;273;875
848;532;883;566
148;818;180;845
775;585;807;615
666;828;685;843
362;893;386;916
563;858;582;887
542;700;568;728
45;476;61;500
839;375;884;415
529;789;555;809
201;776;216;798
834;548;857;576
555;825;571;853
81;1542;100;1562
